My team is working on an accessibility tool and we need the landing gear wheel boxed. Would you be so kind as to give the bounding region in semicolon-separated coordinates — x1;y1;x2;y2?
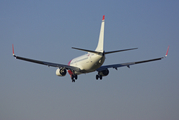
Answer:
96;75;99;80
75;75;78;80
71;74;77;82
100;75;102;80
71;75;75;82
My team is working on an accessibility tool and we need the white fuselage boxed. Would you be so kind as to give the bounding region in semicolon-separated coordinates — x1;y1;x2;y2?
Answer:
68;53;105;75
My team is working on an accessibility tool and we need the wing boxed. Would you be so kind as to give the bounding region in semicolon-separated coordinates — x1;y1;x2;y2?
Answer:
12;45;80;72
97;46;169;71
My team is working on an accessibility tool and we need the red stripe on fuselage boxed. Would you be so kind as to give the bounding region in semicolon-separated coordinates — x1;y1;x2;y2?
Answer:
68;59;72;66
68;59;73;75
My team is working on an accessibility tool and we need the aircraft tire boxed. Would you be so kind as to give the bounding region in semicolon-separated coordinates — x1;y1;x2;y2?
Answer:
100;75;102;80
75;75;78;80
96;75;99;80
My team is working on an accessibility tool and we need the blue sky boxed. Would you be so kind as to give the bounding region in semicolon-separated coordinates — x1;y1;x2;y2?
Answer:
0;0;179;120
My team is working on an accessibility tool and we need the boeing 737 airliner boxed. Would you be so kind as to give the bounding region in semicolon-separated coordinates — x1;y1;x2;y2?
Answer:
12;15;169;82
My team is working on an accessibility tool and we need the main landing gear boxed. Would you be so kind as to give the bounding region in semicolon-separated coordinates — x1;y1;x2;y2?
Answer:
71;74;78;82
96;74;102;80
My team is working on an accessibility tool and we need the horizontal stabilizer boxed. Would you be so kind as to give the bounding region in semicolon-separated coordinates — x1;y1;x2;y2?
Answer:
72;47;103;55
105;48;138;54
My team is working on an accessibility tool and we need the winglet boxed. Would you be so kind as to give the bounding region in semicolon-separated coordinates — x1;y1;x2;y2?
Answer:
12;44;15;56
165;46;169;57
102;15;105;21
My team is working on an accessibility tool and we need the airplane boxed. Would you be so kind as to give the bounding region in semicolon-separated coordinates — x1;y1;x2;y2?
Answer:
12;15;169;82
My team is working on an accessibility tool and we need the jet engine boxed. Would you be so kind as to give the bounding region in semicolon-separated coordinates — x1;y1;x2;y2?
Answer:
98;69;109;76
56;68;67;76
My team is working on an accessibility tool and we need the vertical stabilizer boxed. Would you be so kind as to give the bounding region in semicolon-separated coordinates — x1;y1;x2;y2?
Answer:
95;15;105;52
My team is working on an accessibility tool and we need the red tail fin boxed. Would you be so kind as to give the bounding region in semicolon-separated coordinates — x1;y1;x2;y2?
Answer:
102;15;105;21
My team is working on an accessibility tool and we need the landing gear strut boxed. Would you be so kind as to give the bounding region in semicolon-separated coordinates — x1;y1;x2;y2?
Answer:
71;74;78;82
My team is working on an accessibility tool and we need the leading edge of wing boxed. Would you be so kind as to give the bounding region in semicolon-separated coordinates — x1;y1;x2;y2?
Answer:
12;45;80;72
97;46;169;71
14;55;80;72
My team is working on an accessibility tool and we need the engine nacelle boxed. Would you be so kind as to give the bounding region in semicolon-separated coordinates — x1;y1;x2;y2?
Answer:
56;68;67;76
98;69;109;76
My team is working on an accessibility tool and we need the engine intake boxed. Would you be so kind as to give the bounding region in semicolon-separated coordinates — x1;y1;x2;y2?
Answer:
98;69;109;76
56;68;67;76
